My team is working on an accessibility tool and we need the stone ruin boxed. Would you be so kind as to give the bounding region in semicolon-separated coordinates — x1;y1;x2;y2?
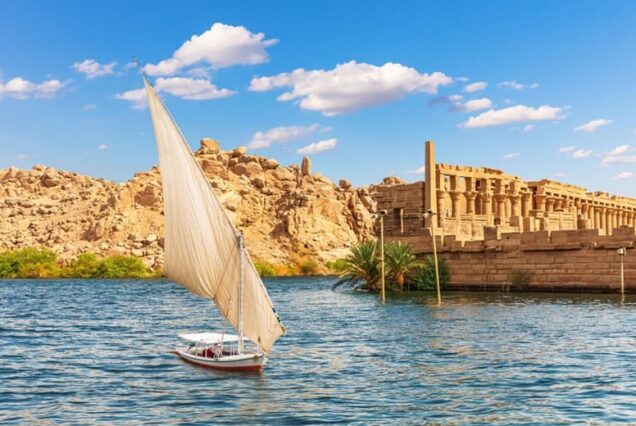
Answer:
374;141;636;241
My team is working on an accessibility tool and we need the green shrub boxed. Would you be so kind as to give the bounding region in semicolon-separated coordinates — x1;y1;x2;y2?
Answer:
507;269;532;291
326;258;348;273
96;255;150;278
63;253;101;278
0;247;59;278
410;256;450;290
299;259;318;275
254;261;277;277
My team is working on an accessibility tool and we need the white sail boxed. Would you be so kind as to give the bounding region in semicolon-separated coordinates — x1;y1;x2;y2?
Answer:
143;78;284;353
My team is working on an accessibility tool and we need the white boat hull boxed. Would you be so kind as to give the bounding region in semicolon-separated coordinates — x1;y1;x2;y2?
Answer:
175;350;267;372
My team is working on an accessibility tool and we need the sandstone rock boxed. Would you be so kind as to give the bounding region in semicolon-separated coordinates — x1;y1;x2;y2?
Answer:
232;162;263;177
232;146;248;157
339;179;352;190
200;138;220;153
301;157;311;176
272;168;295;181
261;158;279;170
382;176;406;186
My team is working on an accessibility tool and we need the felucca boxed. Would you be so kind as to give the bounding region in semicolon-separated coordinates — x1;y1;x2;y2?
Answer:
142;76;285;372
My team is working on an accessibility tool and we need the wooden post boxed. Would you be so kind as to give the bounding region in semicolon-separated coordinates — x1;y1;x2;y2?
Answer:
380;215;386;304
618;247;626;295
431;220;442;306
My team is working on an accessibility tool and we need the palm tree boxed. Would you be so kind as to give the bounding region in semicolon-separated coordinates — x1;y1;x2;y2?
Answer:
332;240;382;291
384;241;419;290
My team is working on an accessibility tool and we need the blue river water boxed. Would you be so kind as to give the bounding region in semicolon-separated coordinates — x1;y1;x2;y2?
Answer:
1;277;636;424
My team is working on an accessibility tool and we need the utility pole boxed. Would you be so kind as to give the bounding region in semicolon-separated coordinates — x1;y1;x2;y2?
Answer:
423;210;442;306
379;210;387;304
618;247;626;295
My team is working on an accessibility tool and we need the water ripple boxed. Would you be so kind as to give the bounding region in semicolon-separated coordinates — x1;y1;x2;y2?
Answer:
1;278;636;424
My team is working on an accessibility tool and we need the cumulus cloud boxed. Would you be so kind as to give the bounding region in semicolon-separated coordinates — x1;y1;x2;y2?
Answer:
502;152;520;159
601;145;636;165
452;97;492;113
297;138;337;154
463;81;487;93
613;172;636;180
115;77;234;108
572;149;593;158
155;77;234;100
98;144;108;151
115;88;147;109
249;124;320;149
614;171;635;181
72;59;117;79
250;61;453;116
573;118;612;132
408;166;425;174
143;23;277;76
0;77;66;100
498;80;539;90
462;105;563;128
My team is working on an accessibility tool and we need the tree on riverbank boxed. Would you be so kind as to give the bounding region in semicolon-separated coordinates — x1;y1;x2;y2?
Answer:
331;240;382;291
332;240;449;292
0;248;151;279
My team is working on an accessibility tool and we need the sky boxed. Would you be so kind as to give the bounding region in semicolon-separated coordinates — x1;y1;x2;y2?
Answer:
1;1;636;195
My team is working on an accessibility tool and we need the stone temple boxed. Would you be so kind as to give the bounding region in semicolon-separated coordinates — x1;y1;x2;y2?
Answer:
375;141;636;241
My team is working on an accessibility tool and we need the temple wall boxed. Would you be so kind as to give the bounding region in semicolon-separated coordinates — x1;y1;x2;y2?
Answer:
387;227;636;292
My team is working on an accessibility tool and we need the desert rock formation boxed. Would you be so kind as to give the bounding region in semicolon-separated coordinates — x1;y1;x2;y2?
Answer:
0;139;376;271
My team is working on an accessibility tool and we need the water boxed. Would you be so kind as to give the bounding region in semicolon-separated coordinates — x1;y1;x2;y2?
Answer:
1;278;636;424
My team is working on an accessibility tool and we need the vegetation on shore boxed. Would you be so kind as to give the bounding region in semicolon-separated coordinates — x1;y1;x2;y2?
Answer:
0;247;153;279
331;240;450;292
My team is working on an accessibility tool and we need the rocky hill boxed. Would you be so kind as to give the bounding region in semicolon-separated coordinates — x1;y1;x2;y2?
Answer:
0;139;377;272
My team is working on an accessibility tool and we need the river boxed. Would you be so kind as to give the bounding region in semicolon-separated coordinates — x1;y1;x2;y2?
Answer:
1;278;635;424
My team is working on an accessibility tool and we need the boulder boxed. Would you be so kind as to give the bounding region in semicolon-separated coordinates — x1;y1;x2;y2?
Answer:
261;158;280;170
232;162;263;177
199;138;220;153
232;146;248;157
301;157;311;176
339;179;352;190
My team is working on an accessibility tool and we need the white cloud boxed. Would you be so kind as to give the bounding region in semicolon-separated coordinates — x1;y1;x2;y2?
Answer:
462;105;563;128
297;138;337;155
155;77;234;100
249;124;320;149
143;23;277;76
499;80;539;90
98;144;108;151
463;81;487;93
559;146;576;153
601;145;636;165
523;124;535;132
16;154;28;160
502;152;520;160
0;77;66;100
554;172;568;178
72;59;117;79
115;77;234;108
608;145;631;156
452;97;492;112
572;149;593;158
115;88;147;110
573;118;612;132
614;171;635;181
408;166;425;174
83;103;97;111
250;61;453;116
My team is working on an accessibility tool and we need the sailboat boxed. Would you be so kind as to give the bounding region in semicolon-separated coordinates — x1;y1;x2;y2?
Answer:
142;76;285;372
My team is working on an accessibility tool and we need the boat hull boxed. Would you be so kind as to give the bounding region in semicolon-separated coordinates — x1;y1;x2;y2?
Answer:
175;350;266;372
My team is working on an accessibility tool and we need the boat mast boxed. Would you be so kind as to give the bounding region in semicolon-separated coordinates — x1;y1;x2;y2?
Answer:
238;233;244;355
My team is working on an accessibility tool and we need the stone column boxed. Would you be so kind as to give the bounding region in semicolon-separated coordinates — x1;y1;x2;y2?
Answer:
554;198;564;211
495;194;506;220
521;193;532;217
546;197;555;213
482;192;493;225
534;194;547;212
605;208;612;235
599;207;606;235
511;195;521;217
465;192;477;214
450;190;461;218
424;141;437;228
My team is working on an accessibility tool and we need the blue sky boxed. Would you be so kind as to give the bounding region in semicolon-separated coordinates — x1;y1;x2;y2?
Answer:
2;1;636;195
